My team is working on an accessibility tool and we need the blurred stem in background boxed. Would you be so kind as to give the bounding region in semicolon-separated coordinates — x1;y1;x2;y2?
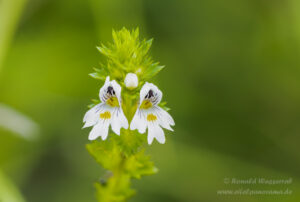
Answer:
0;1;34;202
0;0;27;72
0;170;25;202
0;0;39;140
0;103;39;140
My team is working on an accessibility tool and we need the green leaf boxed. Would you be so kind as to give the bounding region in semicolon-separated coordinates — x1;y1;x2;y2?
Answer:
86;140;121;171
88;99;100;109
143;63;165;80
158;101;171;112
111;130;146;157
125;149;158;179
89;68;108;81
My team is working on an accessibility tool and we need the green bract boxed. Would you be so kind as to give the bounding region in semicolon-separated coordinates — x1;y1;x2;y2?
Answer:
90;28;164;85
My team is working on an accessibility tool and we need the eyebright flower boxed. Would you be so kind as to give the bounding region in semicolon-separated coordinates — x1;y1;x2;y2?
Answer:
83;77;128;140
124;73;138;89
130;82;175;144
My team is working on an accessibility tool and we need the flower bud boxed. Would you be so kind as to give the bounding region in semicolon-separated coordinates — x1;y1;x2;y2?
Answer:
124;73;138;89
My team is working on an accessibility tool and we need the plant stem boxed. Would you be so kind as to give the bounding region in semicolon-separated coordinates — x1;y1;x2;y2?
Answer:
0;0;27;73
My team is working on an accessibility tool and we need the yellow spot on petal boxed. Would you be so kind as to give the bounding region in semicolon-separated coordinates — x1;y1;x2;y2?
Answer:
147;113;157;122
140;100;152;109
100;111;111;120
106;97;119;107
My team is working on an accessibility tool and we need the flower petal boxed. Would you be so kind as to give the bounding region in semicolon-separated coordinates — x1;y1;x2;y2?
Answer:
88;105;114;140
111;117;121;135
99;77;122;109
88;121;102;140
111;80;122;105
119;109;129;129
130;110;147;134
100;120;110;140
83;103;104;128
147;122;165;144
124;73;138;89
105;76;110;84
99;77;111;103
139;82;162;106
111;108;128;135
84;76;129;140
88;119;110;141
154;106;175;130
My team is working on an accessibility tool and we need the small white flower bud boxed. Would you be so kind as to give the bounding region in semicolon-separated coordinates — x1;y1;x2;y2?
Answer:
124;73;138;89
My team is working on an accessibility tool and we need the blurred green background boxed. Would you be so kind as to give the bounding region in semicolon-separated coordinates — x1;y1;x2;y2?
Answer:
0;0;300;201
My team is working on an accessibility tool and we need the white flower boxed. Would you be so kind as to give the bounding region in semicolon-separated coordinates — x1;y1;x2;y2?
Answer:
83;76;128;140
130;82;175;144
124;73;138;89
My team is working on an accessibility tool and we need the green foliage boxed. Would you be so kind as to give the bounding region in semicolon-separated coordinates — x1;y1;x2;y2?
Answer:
87;28;168;202
124;149;158;179
90;28;164;84
95;174;135;202
0;170;25;202
87;134;157;180
112;130;145;157
87;138;121;171
158;101;171;112
87;132;157;201
89;67;108;81
88;99;101;109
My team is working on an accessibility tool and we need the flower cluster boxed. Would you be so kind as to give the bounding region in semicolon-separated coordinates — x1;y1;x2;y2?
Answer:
83;75;174;144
